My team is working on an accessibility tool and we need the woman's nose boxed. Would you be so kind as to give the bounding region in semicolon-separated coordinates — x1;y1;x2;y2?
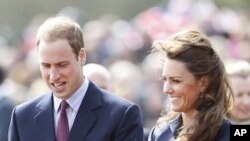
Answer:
163;82;174;94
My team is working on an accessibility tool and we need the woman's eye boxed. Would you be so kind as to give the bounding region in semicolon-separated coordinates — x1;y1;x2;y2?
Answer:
172;79;180;83
161;76;167;81
42;64;50;68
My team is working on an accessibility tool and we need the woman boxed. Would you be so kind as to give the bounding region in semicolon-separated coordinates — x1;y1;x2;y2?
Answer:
148;30;233;141
226;60;250;124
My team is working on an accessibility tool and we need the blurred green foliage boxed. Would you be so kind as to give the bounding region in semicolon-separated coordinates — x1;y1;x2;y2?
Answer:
215;0;250;9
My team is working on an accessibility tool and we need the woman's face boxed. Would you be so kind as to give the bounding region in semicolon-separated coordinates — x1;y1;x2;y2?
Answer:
229;76;250;122
162;59;204;113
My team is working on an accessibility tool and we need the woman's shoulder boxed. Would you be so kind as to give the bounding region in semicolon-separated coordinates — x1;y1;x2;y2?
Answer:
148;116;181;141
215;119;232;141
148;122;171;141
151;122;170;134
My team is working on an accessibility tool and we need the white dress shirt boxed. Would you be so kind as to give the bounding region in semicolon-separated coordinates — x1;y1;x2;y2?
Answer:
53;78;89;133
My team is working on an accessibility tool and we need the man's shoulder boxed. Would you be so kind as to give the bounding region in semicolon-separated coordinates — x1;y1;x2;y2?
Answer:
0;95;15;107
101;89;134;107
14;92;51;113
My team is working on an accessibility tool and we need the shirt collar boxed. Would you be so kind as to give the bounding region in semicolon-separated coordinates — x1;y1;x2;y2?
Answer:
169;114;182;138
53;78;89;113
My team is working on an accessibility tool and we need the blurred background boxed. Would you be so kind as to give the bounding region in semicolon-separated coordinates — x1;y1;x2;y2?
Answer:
0;0;250;139
1;0;250;47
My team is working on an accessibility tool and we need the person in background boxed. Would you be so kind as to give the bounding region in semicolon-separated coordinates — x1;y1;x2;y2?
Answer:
148;30;233;141
8;15;144;141
0;66;15;141
226;60;250;124
83;63;112;91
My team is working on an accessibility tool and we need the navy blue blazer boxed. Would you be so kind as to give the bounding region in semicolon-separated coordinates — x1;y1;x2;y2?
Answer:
0;96;14;141
8;82;144;141
148;115;231;141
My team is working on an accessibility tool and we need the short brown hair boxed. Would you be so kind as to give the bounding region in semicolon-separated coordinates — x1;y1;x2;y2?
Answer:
36;15;84;58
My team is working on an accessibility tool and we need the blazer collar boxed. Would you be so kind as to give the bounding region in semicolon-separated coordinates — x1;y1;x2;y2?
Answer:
34;93;56;141
169;115;182;139
68;81;103;141
34;82;103;141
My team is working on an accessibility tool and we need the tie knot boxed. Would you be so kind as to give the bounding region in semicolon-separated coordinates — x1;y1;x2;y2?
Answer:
60;100;68;111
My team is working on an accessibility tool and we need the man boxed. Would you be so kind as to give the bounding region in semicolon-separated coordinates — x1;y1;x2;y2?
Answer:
8;15;144;141
84;63;112;91
0;66;14;141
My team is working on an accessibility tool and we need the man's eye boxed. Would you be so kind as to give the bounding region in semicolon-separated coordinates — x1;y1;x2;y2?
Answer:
59;63;68;67
235;93;243;98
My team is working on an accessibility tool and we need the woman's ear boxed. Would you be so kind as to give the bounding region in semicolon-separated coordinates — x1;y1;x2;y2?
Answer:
199;76;210;91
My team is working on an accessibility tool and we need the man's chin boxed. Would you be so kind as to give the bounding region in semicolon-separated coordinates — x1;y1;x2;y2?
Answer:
53;92;66;99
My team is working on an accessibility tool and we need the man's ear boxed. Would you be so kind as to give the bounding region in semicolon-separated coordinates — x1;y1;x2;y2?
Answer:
78;48;86;66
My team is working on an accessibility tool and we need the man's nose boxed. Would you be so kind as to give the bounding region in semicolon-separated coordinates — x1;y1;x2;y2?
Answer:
49;67;60;81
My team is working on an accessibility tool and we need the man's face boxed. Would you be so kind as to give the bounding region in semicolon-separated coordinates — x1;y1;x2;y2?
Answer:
38;39;85;100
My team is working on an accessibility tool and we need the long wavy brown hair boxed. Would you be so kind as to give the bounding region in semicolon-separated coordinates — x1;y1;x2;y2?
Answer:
152;30;233;141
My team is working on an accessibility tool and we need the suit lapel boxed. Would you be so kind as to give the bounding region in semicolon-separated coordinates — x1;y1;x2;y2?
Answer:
34;94;56;141
68;82;103;141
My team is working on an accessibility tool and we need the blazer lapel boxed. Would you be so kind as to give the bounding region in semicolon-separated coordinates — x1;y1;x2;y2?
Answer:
34;94;56;141
68;82;103;141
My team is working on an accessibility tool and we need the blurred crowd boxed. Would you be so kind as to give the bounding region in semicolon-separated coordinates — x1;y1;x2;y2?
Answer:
1;0;250;139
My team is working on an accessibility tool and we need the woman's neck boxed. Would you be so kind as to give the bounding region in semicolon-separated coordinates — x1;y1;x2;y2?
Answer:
181;110;198;129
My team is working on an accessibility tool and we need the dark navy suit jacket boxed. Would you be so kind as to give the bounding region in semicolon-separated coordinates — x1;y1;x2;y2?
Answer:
0;96;14;141
8;82;144;141
148;115;231;141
